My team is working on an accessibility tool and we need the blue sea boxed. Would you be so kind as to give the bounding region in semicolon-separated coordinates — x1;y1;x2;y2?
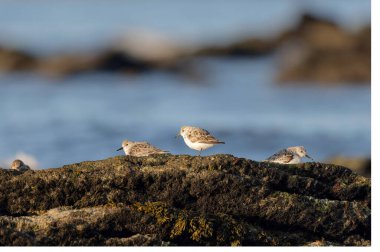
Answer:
0;0;371;168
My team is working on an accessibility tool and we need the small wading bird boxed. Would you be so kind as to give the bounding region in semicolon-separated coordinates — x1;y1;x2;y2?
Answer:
117;139;169;157
177;126;225;156
263;146;314;164
11;159;31;171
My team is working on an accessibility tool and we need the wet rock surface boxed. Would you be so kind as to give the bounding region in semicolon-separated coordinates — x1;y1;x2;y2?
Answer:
0;154;370;246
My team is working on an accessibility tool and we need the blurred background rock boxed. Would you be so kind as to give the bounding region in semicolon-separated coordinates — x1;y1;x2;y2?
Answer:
0;0;370;175
325;156;371;178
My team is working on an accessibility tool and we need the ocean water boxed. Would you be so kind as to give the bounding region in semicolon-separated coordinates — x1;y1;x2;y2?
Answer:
0;56;370;168
0;0;371;168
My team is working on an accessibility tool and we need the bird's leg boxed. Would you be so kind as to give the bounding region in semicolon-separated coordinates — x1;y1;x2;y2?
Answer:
198;149;202;156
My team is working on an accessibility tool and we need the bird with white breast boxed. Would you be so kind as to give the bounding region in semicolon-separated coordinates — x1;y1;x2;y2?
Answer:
263;146;314;164
177;126;225;156
117;139;169;157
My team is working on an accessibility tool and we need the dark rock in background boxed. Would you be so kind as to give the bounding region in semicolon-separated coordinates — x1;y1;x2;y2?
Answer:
0;155;371;246
325;156;371;178
0;46;36;72
0;13;371;84
194;38;276;57
276;14;371;84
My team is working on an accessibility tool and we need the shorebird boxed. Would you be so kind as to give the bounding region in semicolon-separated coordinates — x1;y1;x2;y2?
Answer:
177;126;225;156
117;139;169;157
263;146;314;164
11;159;31;171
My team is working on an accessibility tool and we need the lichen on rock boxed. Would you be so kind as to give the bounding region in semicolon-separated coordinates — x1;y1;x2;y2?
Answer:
0;154;371;246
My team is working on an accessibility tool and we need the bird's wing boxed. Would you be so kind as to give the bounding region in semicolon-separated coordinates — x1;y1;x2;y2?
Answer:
265;149;294;163
188;128;224;144
272;154;294;163
131;143;168;155
20;165;31;171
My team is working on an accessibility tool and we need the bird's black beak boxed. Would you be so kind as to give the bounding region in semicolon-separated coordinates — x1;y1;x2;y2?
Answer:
116;147;123;151
175;133;180;139
306;154;314;161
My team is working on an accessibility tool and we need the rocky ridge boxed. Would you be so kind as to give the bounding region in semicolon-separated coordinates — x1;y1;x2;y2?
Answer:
0;154;371;246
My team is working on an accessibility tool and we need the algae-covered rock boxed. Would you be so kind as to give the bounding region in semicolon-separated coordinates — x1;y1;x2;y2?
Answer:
0;155;370;246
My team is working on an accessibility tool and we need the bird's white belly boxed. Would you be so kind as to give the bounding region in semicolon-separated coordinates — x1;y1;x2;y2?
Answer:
123;146;132;155
184;137;214;151
287;156;301;164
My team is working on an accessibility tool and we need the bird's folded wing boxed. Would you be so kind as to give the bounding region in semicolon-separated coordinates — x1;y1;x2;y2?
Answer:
198;140;225;144
188;128;223;144
132;143;167;155
266;153;294;163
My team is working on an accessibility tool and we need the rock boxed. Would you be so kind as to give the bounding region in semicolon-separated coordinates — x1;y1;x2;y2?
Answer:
276;14;370;84
0;154;370;246
35;53;100;77
94;50;154;73
0;45;190;78
0;13;370;84
0;46;36;72
193;13;370;84
105;234;164;246
33;50;156;78
325;156;370;178
194;38;276;57
113;31;187;63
